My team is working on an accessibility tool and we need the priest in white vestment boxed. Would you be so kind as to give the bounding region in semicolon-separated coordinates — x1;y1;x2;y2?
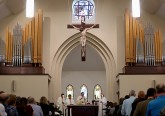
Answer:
57;93;66;114
66;94;75;105
99;93;107;116
66;94;75;116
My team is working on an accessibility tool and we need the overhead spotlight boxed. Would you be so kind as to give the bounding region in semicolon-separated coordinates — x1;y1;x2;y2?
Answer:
132;0;140;18
26;0;34;18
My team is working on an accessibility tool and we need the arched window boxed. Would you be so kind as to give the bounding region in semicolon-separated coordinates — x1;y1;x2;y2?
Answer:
66;84;74;98
94;84;102;99
80;84;88;99
72;0;95;23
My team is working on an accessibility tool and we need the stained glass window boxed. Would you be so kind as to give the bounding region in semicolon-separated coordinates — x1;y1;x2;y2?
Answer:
72;0;95;22
94;84;102;99
80;84;88;98
66;85;74;98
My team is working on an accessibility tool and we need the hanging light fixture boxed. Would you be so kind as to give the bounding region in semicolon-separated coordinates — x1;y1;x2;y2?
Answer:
132;0;140;18
26;0;34;18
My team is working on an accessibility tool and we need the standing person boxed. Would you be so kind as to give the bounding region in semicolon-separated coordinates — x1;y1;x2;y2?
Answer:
6;94;19;116
66;94;75;105
57;94;66;114
146;83;165;116
16;97;33;116
27;97;43;116
99;93;107;116
40;96;52;116
116;97;125;116
121;90;136;116
0;99;7;116
65;94;75;116
0;91;7;116
130;90;146;116
0;92;9;113
77;92;87;105
133;88;156;116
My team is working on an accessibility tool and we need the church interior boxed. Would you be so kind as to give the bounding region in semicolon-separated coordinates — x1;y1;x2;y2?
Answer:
0;0;165;106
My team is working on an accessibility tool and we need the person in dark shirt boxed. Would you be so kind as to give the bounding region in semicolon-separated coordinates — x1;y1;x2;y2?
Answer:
16;97;33;116
6;94;18;116
40;96;52;116
131;91;146;116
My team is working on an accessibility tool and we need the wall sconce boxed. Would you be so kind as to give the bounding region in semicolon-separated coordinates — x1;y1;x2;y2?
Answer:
11;80;16;92
152;80;156;88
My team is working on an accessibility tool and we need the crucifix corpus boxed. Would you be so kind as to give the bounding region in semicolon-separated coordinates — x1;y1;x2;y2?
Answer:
67;16;99;61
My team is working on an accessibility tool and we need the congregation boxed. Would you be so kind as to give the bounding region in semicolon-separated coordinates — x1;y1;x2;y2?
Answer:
103;83;165;116
0;83;165;116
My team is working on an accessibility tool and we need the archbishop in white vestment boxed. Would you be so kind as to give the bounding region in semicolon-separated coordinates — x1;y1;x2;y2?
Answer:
76;92;87;105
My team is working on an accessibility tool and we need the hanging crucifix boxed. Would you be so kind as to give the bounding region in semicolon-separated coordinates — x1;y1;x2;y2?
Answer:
67;16;99;61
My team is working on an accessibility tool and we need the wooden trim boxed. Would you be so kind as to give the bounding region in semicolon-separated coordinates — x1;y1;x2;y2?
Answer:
34;12;39;63
31;17;35;62
38;9;43;64
0;66;45;74
67;24;99;28
125;9;130;64
123;66;165;74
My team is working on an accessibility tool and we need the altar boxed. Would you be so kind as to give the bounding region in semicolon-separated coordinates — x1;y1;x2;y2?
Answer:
67;105;98;116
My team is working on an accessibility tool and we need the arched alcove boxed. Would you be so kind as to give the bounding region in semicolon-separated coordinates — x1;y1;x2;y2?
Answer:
62;44;106;102
50;32;117;102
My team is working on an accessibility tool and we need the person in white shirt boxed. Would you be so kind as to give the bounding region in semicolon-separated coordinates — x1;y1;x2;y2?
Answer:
77;92;87;105
57;93;66;114
0;91;7;116
27;96;43;116
65;94;75;116
66;94;75;105
0;103;7;116
121;90;136;116
99;93;107;116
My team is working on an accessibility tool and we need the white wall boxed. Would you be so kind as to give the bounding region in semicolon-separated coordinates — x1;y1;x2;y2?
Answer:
118;74;165;98
0;75;49;102
62;71;106;103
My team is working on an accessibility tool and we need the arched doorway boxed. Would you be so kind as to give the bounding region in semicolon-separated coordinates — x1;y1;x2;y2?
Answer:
50;32;117;102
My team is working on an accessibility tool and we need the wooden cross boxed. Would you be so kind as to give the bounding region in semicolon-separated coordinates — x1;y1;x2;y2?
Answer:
67;16;99;61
